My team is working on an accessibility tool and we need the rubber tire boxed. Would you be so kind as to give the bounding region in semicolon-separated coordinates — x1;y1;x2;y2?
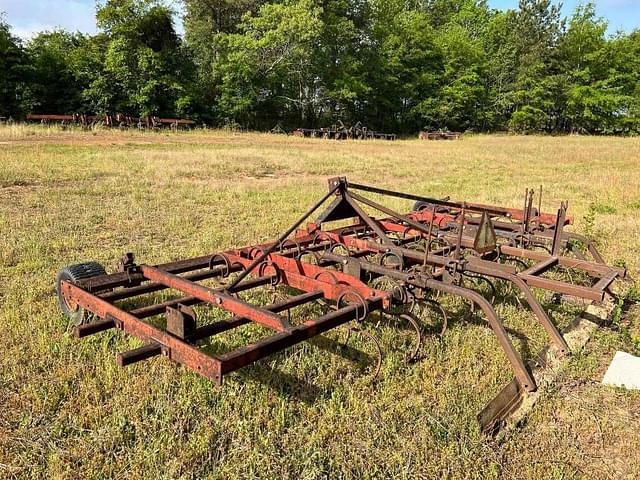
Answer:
413;200;450;213
56;261;107;324
413;200;431;211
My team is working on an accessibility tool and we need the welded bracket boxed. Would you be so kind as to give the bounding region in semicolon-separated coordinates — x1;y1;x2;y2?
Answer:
328;176;347;192
166;304;197;339
116;252;142;286
343;257;363;279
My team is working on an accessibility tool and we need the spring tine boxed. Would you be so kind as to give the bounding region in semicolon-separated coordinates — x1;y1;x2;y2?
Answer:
398;312;423;362
345;325;383;381
421;298;449;336
462;272;498;303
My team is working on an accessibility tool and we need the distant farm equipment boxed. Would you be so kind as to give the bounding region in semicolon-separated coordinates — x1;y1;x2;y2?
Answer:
57;177;629;433
293;121;396;140
26;113;196;130
419;130;462;140
269;122;288;135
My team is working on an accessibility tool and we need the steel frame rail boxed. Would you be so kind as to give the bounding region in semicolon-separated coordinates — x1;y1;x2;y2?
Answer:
61;253;388;384
57;176;627;399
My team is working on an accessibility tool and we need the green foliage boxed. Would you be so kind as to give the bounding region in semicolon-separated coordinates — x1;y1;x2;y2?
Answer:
428;22;488;130
26;31;88;113
369;8;444;131
1;1;639;132
581;201;616;241
590;202;616;214
1;2;195;118
611;284;640;356
215;0;324;127
0;15;29;118
509;105;547;133
94;0;192;116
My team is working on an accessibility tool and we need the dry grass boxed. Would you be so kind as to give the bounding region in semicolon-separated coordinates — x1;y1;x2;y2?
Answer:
1;125;639;479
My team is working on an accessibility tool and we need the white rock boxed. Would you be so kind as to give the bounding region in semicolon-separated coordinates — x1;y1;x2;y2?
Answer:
602;351;640;390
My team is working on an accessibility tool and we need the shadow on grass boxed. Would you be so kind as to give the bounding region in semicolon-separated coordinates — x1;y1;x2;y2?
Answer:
439;293;535;362
227;333;378;404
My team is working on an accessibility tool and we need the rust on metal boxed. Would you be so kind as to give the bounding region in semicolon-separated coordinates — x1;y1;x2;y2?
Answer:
418;130;462;140
292;122;396;140
56;177;629;432
27;113;195;129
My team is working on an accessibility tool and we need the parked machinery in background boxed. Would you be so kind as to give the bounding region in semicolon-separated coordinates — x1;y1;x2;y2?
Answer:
26;113;196;130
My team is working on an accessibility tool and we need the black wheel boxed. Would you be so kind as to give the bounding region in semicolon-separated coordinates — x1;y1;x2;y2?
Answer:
412;200;450;213
56;261;106;325
412;200;430;211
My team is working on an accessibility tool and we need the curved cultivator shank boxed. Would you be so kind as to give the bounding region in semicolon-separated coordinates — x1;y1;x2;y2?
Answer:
57;177;629;430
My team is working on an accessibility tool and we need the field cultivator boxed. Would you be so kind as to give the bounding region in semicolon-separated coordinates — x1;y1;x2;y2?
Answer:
292;122;396;140
27;113;195;130
419;130;462;140
57;177;629;432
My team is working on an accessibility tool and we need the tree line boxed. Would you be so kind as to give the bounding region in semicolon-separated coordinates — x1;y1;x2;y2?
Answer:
1;0;639;134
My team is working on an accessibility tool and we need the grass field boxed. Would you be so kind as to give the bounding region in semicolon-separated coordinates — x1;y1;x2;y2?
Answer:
1;125;640;479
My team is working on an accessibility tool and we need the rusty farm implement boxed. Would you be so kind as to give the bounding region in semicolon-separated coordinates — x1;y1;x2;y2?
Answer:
292;121;396;140
56;177;629;431
418;130;462;140
27;113;195;130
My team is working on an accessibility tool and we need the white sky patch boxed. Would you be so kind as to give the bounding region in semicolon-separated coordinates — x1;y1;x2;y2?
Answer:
0;0;185;39
0;0;97;38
